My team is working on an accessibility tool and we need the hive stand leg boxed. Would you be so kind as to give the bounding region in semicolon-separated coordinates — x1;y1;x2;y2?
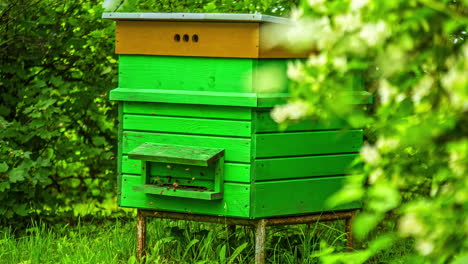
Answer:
345;211;355;249
136;210;147;262
255;219;267;264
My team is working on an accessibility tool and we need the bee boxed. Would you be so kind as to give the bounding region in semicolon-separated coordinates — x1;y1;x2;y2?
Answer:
173;181;179;188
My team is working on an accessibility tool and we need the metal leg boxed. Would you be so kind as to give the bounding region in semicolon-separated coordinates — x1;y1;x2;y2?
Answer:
254;219;267;264
345;211;355;249
137;209;147;262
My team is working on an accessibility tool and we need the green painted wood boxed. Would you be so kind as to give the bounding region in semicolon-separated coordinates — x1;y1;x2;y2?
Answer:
110;88;258;107
256;93;289;108
255;91;373;108
133;184;223;200
123;102;252;120
255;111;347;133
117;102;124;205
255;130;363;158
121;174;251;217
123;114;252;137
252;176;361;218
122;156;251;183
122;131;251;163
118;55;254;92
128;143;224;166
254;154;358;181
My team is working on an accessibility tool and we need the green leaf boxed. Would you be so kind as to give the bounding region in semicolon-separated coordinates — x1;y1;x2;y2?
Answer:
353;213;383;240
0;162;8;173
9;168;25;183
219;244;227;264
13;203;29;216
228;242;248;264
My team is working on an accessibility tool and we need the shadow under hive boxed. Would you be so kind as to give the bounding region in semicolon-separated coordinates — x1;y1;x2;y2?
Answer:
105;12;370;219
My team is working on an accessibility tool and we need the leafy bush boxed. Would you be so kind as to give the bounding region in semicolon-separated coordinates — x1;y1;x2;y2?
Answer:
271;0;468;262
0;0;118;224
104;0;296;15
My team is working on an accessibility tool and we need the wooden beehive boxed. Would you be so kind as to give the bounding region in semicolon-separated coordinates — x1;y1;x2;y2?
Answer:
104;13;369;219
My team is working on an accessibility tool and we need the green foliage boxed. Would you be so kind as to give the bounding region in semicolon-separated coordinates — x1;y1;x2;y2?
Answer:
0;220;354;264
271;0;468;262
104;0;296;16
0;0;118;224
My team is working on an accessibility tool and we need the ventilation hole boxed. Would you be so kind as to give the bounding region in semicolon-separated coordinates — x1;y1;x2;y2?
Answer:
174;34;181;42
183;34;189;42
192;34;199;42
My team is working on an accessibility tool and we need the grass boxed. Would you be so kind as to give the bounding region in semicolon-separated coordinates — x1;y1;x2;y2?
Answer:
0;215;355;264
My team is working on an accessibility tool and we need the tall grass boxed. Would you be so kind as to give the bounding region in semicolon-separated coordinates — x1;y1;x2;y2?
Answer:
0;216;397;264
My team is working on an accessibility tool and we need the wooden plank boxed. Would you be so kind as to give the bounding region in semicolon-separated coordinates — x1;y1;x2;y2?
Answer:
255;130;363;158
123;102;252;120
128;143;224;167
123;114;252;137
116;21;259;58
256;93;289;108
133;184;223;200
122;155;251;183
255;110;347;133
122;131;251;163
255;91;373;108
121;174;251;218
118;55;254;93
254;154;358;181
110;88;258;107
117;102;124;205
252;176;361;218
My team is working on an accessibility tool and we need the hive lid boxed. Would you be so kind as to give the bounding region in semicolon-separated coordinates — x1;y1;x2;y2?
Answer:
102;12;291;24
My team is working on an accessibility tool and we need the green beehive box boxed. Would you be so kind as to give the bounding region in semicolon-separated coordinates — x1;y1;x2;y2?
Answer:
104;13;369;219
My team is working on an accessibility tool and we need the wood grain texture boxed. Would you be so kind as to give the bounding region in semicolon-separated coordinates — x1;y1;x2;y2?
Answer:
252;176;361;218
123;102;252;120
254;154;358;181
123;114;252;137
116;21;259;58
122;131;251;163
122;155;251;183
254;110;347;133
128;143;224;166
255;130;363;158
121;174;251;217
118;55;254;93
110;88;258;107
